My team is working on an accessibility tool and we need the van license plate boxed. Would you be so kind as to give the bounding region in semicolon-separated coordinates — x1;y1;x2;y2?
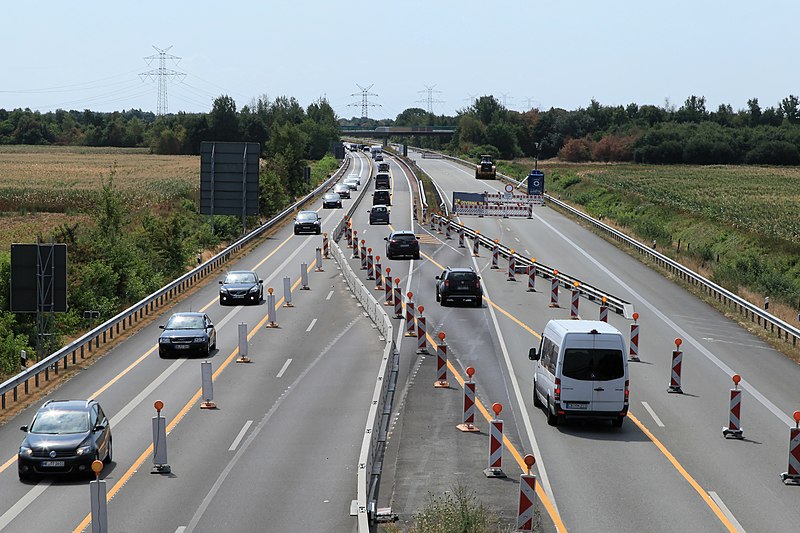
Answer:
41;461;65;467
175;345;190;350
565;403;587;409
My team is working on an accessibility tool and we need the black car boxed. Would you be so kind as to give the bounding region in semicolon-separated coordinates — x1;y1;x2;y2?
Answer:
219;270;263;305
18;399;112;481
369;205;390;225
385;230;420;260
436;267;483;307
294;210;322;235
322;192;342;209
333;183;351;199
158;312;217;358
375;173;391;190
373;190;391;206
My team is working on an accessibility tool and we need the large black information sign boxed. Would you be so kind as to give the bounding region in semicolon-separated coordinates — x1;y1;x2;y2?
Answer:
200;142;260;216
11;243;68;313
527;170;545;196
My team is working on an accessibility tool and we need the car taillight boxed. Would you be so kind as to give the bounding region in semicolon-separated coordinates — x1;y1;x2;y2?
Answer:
554;377;561;402
390;239;397;244
444;280;450;288
624;379;629;405
476;279;481;289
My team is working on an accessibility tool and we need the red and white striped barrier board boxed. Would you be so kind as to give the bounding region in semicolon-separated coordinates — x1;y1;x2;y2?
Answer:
458;229;465;248
484;403;506;478
393;279;402;319
781;411;800;485
507;253;517;281
366;250;375;280
360;241;367;270
430;216;436;230
434;332;449;388
570;283;580;318
384;269;393;306
445;219;451;239
322;233;330;259
517;473;537;531
346;224;352;247
549;271;559;308
629;312;640;362
723;374;744;439
456;367;479;432
405;292;416;337
352;230;359;259
527;263;536;292
374;258;383;290
491;241;500;269
599;297;608;322
668;338;683;393
416;307;428;354
437;217;443;234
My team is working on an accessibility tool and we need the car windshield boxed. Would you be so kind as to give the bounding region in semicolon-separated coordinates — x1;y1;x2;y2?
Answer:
562;348;624;381
30;409;89;434
450;272;476;282
297;212;317;221
224;272;256;284
393;234;416;241
373;207;386;213
165;315;204;330
326;194;339;199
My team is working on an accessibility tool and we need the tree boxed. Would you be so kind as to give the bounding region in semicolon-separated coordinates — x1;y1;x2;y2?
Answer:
209;95;239;141
747;98;762;127
781;95;800;124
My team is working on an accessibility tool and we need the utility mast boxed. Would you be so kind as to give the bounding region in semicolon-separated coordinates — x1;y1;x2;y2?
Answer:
140;45;185;115
349;84;380;119
417;84;444;114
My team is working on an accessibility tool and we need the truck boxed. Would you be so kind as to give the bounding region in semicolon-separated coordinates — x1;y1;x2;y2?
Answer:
475;155;497;179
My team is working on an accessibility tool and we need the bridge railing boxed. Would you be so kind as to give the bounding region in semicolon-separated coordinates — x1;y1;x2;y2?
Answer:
0;156;352;410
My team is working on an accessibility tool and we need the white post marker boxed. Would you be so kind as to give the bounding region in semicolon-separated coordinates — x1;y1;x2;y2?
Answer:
89;460;107;533
151;400;170;474
517;454;537;531
283;276;293;307
236;322;250;363
266;288;279;328
300;264;310;290
200;361;216;409
315;247;323;272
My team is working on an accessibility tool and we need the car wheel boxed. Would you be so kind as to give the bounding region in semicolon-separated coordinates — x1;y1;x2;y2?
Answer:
316;228;321;235
159;350;167;359
475;296;483;307
18;470;36;482
533;379;543;408
547;397;559;426
612;416;624;428
435;289;440;302
294;229;299;235
414;253;420;260
104;438;113;464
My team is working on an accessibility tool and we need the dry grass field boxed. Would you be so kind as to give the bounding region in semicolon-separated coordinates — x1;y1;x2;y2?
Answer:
0;145;199;246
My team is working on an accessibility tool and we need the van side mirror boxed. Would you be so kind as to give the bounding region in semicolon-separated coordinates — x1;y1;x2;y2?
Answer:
528;348;539;361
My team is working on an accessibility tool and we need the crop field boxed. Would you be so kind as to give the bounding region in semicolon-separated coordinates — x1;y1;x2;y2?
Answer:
0;146;199;245
509;160;800;244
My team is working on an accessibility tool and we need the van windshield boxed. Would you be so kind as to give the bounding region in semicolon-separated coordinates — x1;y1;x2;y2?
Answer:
562;349;624;381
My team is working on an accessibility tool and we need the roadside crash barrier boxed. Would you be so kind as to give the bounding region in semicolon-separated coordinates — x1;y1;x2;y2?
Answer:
722;374;743;439
416;306;428;354
491;240;500;269
516;454;537;531
629;312;640;362
151;400;170;474
384;268;393;306
599;297;608;322
315;248;324;272
200;360;216;409
405;292;416;337
507;251;517;282
484;403;506;478
266;288;279;328
781;411;800;485
570;282;580;318
434;331;449;388
456;367;479;432
283;276;293;307
668;338;683;394
367;249;375;280
549;270;559;308
236;322;251;363
374;257;383;290
300;264;310;291
527;260;536;292
393;278;402;319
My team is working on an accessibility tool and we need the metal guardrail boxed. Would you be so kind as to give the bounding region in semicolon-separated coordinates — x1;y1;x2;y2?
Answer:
0;157;353;410
415;148;800;346
430;214;633;318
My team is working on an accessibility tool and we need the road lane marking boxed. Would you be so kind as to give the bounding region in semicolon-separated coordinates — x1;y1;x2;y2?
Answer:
183;318;361;532
630;414;737;532
276;359;292;378
709;491;746;533
175;527;187;533
641;401;665;427
326;290;333;300
306;319;318;332
72;263;318;533
228;421;253;451
0;481;51;530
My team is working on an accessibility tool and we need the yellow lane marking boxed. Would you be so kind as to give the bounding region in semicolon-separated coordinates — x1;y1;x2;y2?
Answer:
0;232;299;477
72;262;317;533
420;251;734;532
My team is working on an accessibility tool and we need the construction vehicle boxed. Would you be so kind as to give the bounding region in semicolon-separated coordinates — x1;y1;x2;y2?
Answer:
475;155;496;179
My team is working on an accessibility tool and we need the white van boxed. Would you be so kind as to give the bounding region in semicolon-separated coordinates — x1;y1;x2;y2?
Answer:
528;320;629;428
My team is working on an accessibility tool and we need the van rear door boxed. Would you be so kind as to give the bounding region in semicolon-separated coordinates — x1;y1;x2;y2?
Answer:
590;337;626;412
559;337;594;412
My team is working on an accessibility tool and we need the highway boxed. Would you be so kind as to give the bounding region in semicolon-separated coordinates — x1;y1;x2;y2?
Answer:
1;145;799;532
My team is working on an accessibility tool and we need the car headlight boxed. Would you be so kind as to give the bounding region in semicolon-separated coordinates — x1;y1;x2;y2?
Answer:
159;337;171;344
194;337;207;343
76;444;92;456
220;287;229;293
249;286;259;293
19;446;33;457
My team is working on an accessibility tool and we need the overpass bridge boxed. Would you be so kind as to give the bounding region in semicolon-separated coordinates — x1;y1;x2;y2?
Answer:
340;125;456;152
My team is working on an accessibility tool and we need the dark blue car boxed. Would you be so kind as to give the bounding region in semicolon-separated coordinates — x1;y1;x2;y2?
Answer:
158;312;217;358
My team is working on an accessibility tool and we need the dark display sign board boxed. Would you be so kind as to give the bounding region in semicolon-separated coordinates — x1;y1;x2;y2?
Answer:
200;142;260;216
11;243;68;313
527;170;545;196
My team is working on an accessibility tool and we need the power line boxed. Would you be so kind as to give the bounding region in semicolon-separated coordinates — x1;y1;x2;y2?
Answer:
349;84;380;119
139;45;186;115
500;92;514;109
523;97;540;110
416;84;444;114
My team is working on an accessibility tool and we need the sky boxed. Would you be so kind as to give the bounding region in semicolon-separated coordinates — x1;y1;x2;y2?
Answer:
2;1;797;120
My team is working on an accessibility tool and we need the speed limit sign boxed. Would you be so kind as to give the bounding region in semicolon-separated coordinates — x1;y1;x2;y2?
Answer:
504;184;514;199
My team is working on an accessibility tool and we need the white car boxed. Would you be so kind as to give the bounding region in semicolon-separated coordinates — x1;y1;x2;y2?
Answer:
343;176;360;190
346;174;361;186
